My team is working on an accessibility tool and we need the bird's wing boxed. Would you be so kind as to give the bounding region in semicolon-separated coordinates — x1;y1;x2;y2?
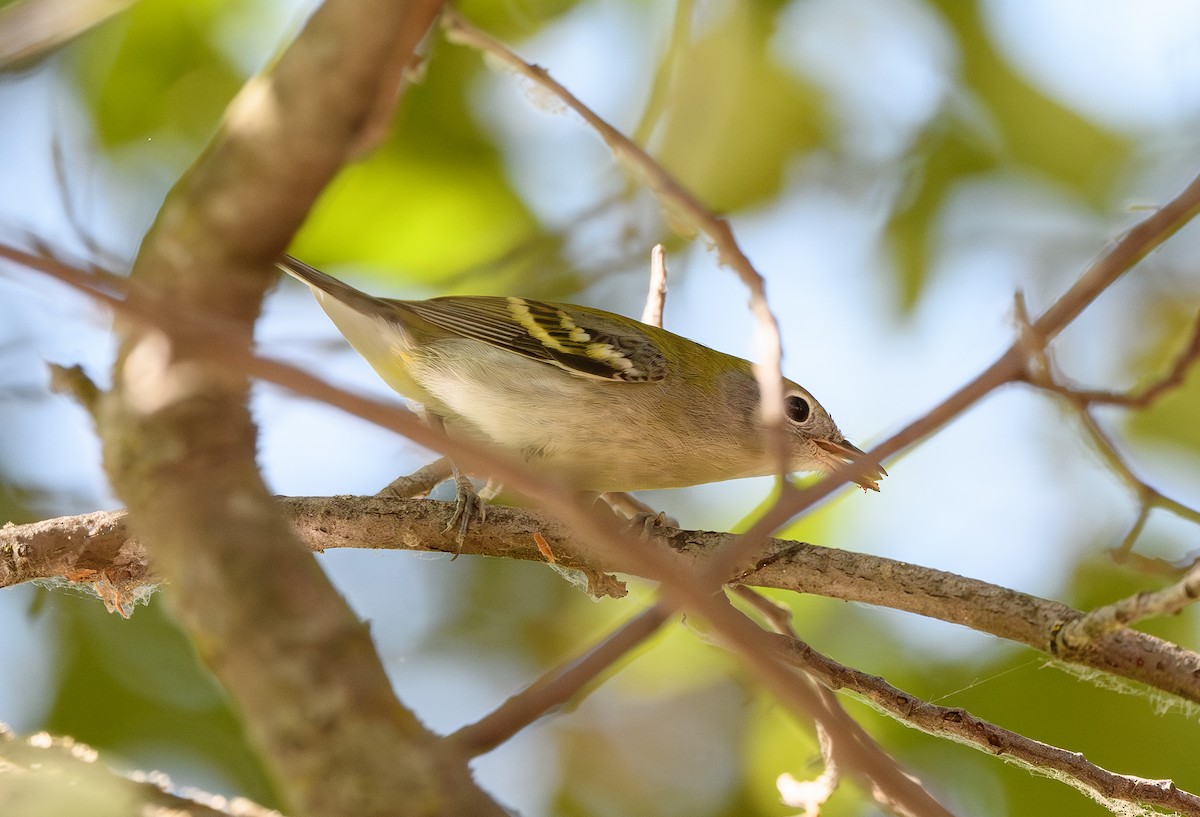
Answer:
402;296;669;382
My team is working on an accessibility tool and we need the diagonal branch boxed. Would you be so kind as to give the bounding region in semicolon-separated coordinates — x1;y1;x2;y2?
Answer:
450;604;672;756
735;588;1200;816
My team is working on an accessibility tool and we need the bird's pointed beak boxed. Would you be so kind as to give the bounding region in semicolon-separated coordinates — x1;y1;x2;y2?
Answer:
814;438;887;492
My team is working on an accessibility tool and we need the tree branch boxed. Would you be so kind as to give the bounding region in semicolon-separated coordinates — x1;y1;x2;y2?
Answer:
6;496;1199;708
769;634;1200;816
80;1;509;815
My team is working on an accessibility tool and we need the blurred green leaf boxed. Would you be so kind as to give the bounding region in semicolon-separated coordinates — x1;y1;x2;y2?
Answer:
930;0;1129;197
42;595;279;807
71;1;245;146
886;112;998;313
291;41;543;288
652;2;826;213
884;1;1130;313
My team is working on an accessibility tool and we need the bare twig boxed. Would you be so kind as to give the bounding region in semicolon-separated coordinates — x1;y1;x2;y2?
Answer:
736;587;845;814
1015;293;1200;570
642;243;668;327
1055;561;1200;652
738;582;1200;814
771;634;1200;816
733;585;797;636
709;593;954;817
376;456;452;498
1076;409;1200;560
451;604;671;756
1064;310;1200;408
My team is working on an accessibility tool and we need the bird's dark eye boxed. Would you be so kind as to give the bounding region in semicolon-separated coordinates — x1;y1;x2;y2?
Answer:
785;394;811;423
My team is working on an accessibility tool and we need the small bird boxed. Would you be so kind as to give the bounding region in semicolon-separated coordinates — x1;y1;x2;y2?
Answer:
278;256;884;534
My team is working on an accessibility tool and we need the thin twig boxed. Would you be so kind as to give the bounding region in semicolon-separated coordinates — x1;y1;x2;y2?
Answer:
1015;293;1200;570
740;583;1200;813
733;585;797;636
376;456;452;498
735;587;845;813
641;243;668;327
707;593;954;817
1066;310;1200;408
770;633;1200;816
1055;560;1200;652
451;604;671;756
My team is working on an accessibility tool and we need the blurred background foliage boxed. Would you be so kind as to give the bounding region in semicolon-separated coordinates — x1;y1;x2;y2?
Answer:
1;0;1200;815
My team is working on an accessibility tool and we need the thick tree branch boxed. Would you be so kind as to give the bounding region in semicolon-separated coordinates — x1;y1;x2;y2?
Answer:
84;3;510;817
6;496;1199;709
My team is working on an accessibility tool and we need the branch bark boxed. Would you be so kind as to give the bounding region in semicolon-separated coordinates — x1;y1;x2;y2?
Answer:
6;496;1198;708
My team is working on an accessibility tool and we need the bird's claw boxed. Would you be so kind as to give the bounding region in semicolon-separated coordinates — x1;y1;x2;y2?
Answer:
629;510;674;540
442;471;485;557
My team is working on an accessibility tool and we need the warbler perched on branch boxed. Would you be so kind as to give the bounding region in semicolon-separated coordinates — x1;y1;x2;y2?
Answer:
278;255;883;537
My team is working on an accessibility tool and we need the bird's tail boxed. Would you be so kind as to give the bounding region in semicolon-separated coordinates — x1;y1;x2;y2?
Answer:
276;255;400;319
